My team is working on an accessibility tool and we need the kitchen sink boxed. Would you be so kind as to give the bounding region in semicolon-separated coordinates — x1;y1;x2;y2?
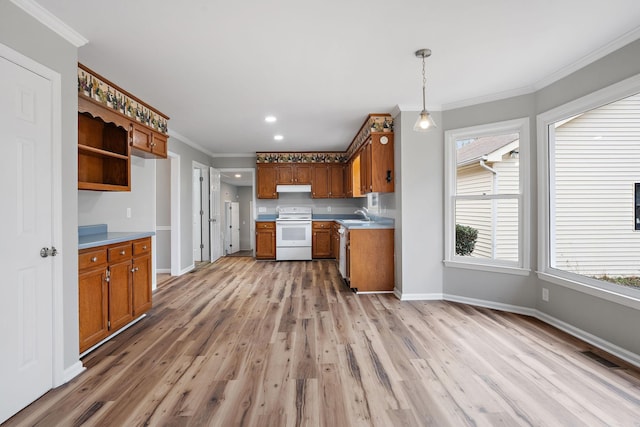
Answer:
340;219;372;225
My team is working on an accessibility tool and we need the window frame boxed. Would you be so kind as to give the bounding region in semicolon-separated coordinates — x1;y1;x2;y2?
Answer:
537;73;640;310
444;117;530;275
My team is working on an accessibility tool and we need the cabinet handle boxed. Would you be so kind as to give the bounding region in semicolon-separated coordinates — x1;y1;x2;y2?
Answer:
91;256;98;262
120;250;126;255
131;267;139;273
142;245;147;250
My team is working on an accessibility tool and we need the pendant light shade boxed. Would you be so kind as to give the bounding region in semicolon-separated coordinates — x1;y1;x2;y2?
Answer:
413;48;436;132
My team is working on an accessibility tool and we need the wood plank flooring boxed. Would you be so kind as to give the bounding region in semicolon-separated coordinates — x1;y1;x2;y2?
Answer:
5;257;640;426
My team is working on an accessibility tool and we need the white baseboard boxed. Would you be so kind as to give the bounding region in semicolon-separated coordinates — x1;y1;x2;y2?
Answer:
536;311;640;368
443;294;537;317
156;268;171;274
62;361;85;384
443;293;640;369
395;290;443;301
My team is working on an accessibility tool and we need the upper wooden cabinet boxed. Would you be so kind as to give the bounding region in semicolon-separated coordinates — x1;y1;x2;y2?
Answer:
257;164;278;199
311;164;344;199
277;164;312;184
77;63;169;191
358;133;394;194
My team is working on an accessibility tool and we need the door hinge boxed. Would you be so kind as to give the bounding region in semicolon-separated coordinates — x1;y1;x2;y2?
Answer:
200;243;204;249
199;176;204;182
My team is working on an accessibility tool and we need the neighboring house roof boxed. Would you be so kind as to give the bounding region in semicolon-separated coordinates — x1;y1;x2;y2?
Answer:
457;133;519;166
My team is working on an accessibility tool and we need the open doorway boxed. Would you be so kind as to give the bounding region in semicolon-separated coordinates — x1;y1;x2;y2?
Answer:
219;168;255;257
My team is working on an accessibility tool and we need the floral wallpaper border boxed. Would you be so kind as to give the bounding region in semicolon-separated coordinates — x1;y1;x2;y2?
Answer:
256;152;348;163
257;115;394;164
77;65;169;134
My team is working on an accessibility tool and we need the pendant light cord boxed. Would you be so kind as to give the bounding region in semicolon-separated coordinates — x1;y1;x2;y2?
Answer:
421;54;427;112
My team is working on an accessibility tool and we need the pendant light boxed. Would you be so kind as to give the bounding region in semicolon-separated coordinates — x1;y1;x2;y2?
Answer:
413;48;437;132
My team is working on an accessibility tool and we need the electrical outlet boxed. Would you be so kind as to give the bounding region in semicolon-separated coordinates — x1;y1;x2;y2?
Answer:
258;207;266;213
126;207;132;218
327;206;331;212
542;288;549;302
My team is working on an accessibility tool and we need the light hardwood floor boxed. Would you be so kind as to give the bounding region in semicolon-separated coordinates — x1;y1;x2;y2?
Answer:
5;258;640;426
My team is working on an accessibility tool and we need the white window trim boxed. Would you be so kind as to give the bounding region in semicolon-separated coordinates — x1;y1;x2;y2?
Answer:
537;73;640;309
444;117;530;275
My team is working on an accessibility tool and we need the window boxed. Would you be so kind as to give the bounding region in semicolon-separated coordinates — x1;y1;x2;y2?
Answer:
444;118;530;274
539;78;640;303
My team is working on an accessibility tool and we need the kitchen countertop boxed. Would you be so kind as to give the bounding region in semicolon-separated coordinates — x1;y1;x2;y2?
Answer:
79;224;155;250
255;214;394;229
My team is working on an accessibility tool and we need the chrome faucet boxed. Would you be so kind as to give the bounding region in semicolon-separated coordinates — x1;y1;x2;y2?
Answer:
354;207;370;221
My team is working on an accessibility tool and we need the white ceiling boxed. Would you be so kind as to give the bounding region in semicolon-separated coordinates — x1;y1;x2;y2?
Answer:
33;0;640;156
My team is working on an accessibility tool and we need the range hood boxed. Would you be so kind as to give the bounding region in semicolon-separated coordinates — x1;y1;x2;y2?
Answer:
276;184;312;193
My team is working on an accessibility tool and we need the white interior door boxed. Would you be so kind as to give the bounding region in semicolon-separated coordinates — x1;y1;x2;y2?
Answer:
0;56;54;423
209;167;221;262
192;168;202;262
230;202;240;254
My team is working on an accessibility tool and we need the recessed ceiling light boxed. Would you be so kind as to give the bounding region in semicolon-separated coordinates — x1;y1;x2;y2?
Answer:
234;174;242;178
274;134;284;141
265;116;277;123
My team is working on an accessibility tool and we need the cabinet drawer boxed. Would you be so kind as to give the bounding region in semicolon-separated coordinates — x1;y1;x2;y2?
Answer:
313;221;332;229
133;238;151;256
257;222;275;229
108;244;131;263
79;248;107;270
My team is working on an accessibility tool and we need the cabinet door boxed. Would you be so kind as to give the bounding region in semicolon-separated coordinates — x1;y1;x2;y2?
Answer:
294;164;312;184
132;253;152;316
360;141;372;194
130;122;153;153
257;164;278;199
312;223;332;258
344;161;353;198
255;223;276;259
370;134;394;193
276;164;293;184
79;266;109;352
151;132;168;158
108;259;134;331
312;165;330;198
330;164;345;198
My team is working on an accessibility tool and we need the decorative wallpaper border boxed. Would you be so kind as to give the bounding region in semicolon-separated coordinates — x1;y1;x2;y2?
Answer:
257;114;394;164
345;114;393;160
77;65;169;134
256;152;348;163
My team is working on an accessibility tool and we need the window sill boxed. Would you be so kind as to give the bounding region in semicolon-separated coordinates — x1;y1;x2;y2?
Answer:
443;260;531;276
537;271;640;311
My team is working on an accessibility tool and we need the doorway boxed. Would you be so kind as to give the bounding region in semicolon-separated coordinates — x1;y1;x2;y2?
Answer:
219;168;256;257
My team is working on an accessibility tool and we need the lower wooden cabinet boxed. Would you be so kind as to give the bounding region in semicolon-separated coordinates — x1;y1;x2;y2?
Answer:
79;237;152;353
346;228;394;292
312;221;333;258
255;221;276;259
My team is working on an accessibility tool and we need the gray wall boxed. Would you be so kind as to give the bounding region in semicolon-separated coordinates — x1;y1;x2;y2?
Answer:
167;138;214;272
394;111;444;298
0;2;79;370
437;38;640;357
155;158;171;271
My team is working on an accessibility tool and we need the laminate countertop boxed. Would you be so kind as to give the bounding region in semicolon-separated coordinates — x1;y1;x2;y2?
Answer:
79;224;155;250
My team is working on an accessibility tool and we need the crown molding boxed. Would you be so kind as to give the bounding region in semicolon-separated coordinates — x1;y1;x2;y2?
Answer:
167;129;216;158
533;25;640;91
10;0;88;47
